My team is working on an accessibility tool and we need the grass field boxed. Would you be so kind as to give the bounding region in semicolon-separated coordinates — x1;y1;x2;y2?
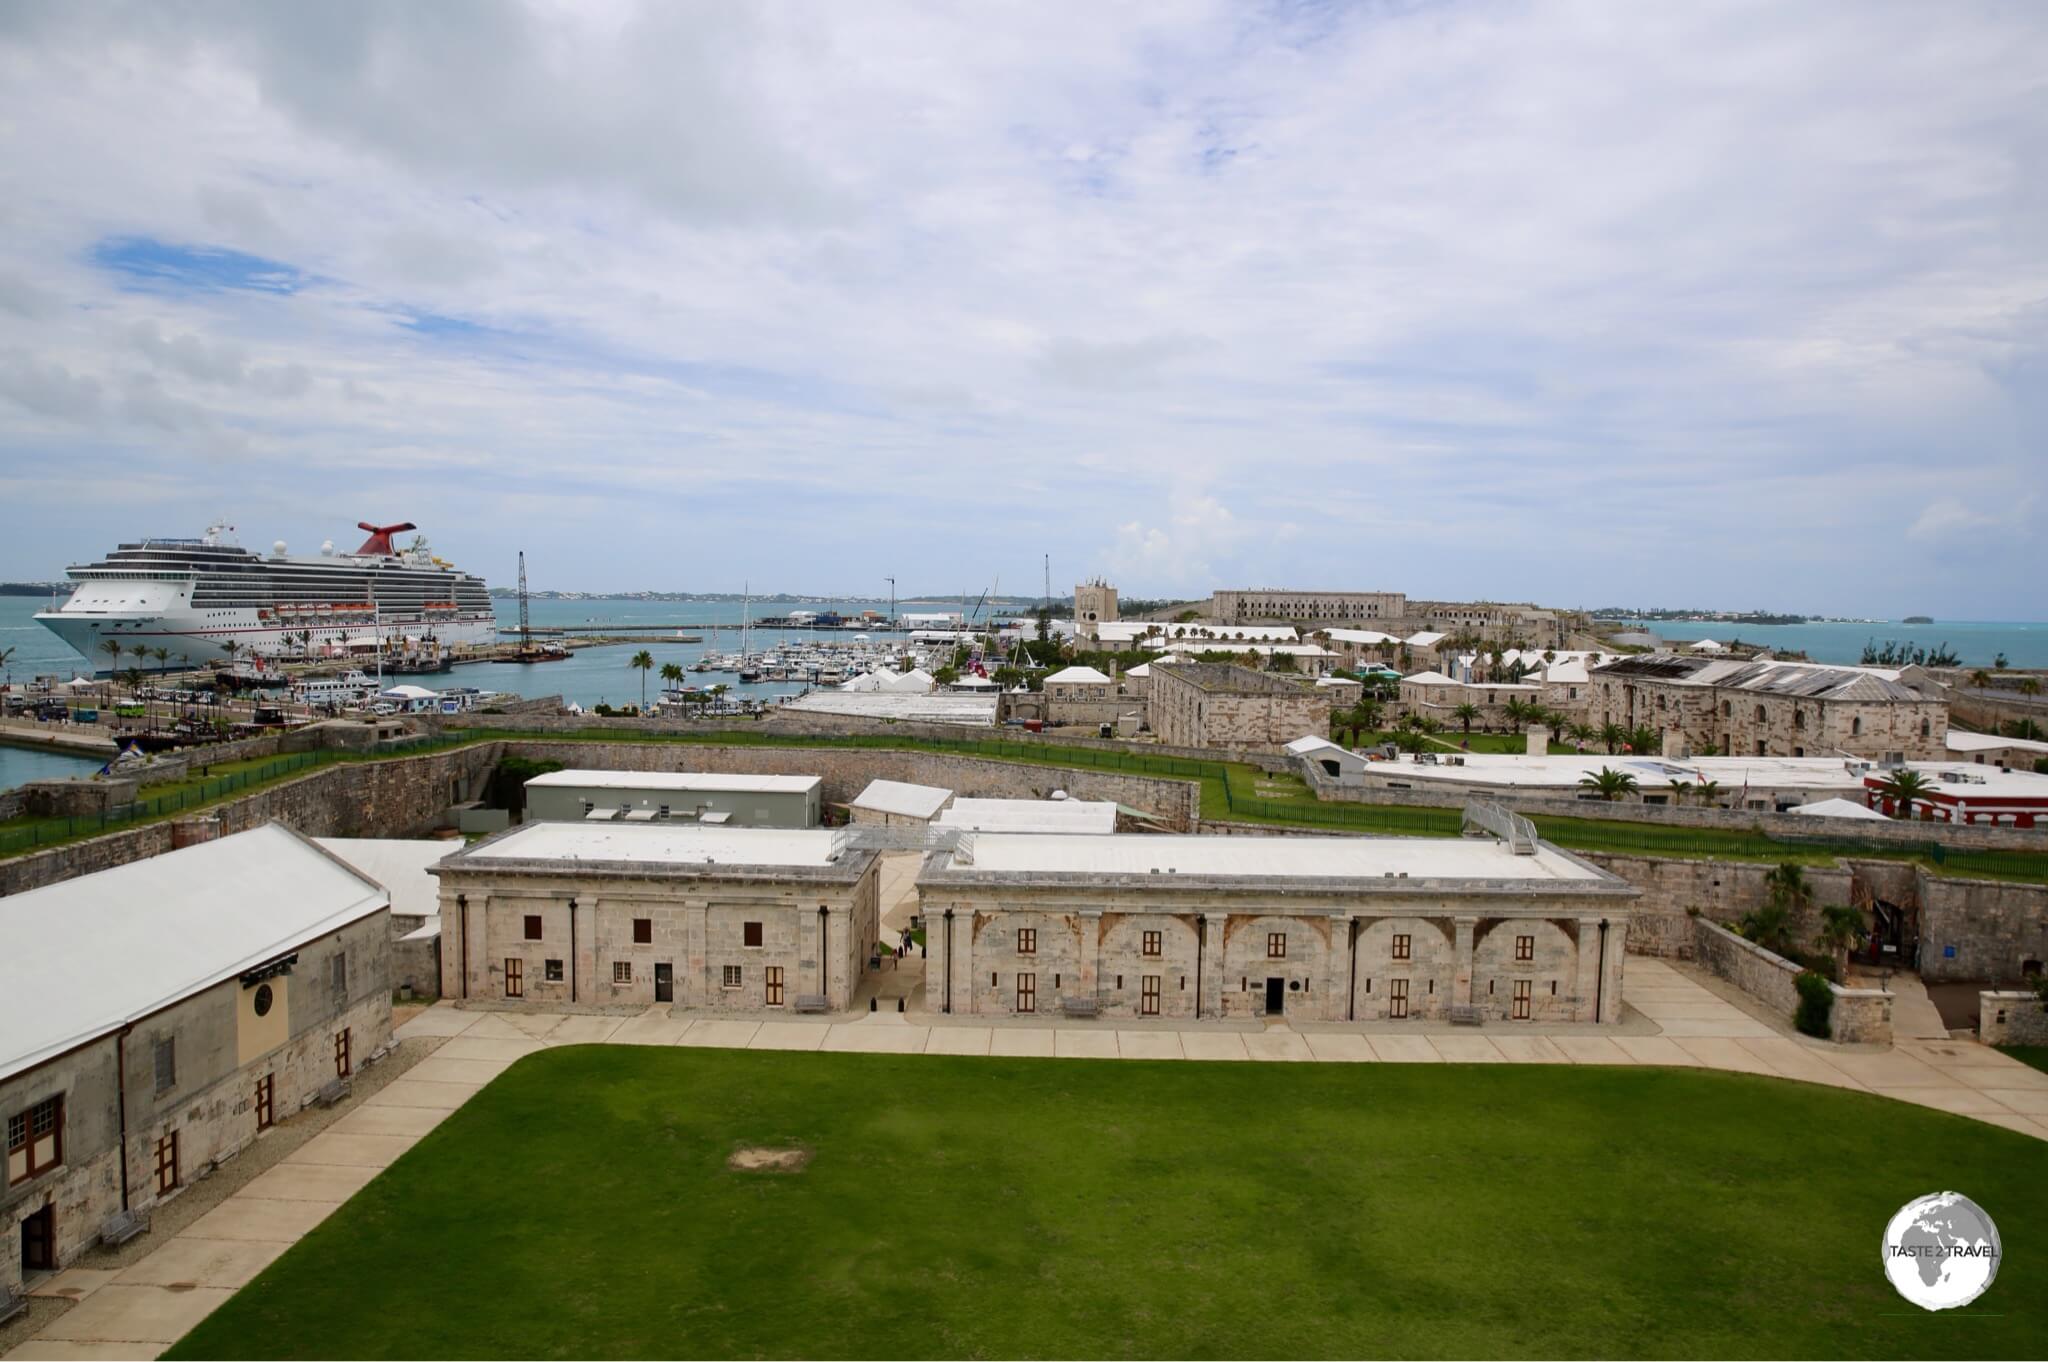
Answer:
167;1048;2048;1360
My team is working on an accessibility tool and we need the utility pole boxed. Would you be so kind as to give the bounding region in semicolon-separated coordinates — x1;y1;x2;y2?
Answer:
885;576;895;624
1043;554;1051;611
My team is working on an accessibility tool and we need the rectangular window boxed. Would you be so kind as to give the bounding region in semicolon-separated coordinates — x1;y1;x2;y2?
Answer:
613;960;633;984
1267;932;1287;959
765;966;785;1007
331;951;347;994
1141;975;1161;1016
1016;928;1037;955
633;918;653;944
505;957;523;997
7;1096;64;1185
743;921;763;948
1142;930;1162;958
523;914;543;941
722;965;743;989
1016;972;1036;1013
544;958;564;983
1392;934;1411;961
154;1130;179;1196
334;1028;352;1078
1389;978;1410;1020
154;1037;176;1094
1513;979;1532;1020
255;1074;275;1132
1514;934;1534;962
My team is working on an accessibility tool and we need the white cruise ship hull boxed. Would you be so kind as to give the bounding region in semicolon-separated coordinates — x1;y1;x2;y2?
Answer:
36;522;499;671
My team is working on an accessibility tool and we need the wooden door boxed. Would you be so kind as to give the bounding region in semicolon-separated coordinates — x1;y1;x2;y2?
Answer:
1512;979;1532;1020
505;957;523;998
1141;975;1160;1016
1389;978;1409;1019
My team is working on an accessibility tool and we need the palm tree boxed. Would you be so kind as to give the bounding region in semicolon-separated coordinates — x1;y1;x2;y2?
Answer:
659;662;684;702
1567;722;1595;747
1501;698;1531;733
629;649;654;712
1578;766;1639;801
1815;905;1867;980
1739;901;1795;956
221;638;241;666
1597;721;1625;755
1692;778;1723;810
97;637;125;701
1969;669;1991;688
1393;728;1429;754
151;645;171;678
2022;678;2043;697
1875;768;1937;820
1667;778;1691;806
1453;702;1479;734
1626;724;1660;756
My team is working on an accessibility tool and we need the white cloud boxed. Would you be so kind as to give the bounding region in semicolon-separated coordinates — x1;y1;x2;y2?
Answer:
0;1;2041;614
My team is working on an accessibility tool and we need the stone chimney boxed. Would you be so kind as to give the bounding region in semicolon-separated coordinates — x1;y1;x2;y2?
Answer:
1662;726;1686;759
1526;723;1549;756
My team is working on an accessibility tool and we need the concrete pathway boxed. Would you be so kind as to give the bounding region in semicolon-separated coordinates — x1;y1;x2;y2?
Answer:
11;957;2047;1359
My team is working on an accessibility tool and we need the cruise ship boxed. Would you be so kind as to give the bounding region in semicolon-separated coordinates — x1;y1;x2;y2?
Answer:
36;521;498;669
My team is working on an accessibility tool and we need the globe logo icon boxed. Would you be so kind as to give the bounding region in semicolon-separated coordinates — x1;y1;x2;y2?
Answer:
1882;1192;2001;1311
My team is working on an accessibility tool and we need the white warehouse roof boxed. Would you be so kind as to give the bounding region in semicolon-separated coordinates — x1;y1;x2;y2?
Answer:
1;825;389;1083
850;779;954;820
936;798;1118;835
524;770;821;794
948;833;1604;881
455;822;847;868
315;837;454;919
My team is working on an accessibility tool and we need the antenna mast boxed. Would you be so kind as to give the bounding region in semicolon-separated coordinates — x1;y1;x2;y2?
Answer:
1043;554;1051;611
517;550;531;651
885;576;895;623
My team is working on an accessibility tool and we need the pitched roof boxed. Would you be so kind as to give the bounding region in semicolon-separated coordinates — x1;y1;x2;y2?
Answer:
1044;665;1113;685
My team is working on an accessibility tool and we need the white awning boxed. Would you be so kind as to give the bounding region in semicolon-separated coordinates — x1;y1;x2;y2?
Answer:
584;806;622;821
622;808;660;822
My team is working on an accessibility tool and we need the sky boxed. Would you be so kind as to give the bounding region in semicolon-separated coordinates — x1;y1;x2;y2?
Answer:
0;1;2043;617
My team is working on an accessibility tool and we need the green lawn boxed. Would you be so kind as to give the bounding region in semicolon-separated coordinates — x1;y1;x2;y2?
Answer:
2000;1046;2048;1075
168;1048;2047;1360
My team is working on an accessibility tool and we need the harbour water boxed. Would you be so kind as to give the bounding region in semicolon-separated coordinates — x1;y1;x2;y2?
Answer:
1618;618;2048;669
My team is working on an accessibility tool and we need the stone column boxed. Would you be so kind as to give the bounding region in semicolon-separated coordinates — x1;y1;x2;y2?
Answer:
685;900;709;1009
820;906;842;1007
1078;909;1103;1003
1324;915;1355;1023
1576;916;1604;1023
1453;915;1477;1011
954;907;975;1015
1199;912;1228;1019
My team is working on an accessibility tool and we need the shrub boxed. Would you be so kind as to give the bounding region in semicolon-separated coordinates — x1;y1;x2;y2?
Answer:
1794;970;1834;1038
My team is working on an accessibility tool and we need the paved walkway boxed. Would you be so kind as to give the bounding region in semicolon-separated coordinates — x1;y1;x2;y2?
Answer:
11;958;2047;1359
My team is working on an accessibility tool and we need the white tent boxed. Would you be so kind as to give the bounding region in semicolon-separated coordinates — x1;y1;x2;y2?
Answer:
1788;797;1890;821
877;668;935;694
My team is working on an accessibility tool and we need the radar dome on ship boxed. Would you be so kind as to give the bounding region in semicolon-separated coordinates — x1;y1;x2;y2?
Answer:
274;541;287;556
321;540;335;556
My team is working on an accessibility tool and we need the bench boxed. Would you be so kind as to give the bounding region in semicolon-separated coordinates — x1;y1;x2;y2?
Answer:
1061;997;1101;1018
793;994;831;1015
99;1209;149;1247
313;1078;352;1108
1448;1004;1485;1027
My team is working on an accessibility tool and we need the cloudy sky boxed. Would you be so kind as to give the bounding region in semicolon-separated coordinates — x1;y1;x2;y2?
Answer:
1;1;2043;616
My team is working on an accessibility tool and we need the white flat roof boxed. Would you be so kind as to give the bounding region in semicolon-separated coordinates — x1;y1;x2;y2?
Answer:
1948;730;2048;756
936;798;1118;835
314;837;454;919
525;769;820;794
1;825;388;1082
1789;798;1891;821
458;822;847;868
851;779;954;819
952;833;1602;882
1365;752;2048;797
780;691;998;725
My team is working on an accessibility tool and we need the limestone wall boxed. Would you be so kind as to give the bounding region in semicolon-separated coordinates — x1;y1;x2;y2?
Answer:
1691;917;1892;1043
1978;991;2048;1045
1918;876;2048;985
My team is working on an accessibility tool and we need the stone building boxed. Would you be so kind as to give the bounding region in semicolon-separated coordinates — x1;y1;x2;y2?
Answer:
1213;589;1408;627
1147;660;1332;752
1073;580;1119;641
1042;665;1126;728
1589;654;1948;760
523;769;823;827
919;827;1634;1024
316;836;455;998
432;823;880;1013
1211;591;1586;650
2;826;391;1298
1398;670;1542;726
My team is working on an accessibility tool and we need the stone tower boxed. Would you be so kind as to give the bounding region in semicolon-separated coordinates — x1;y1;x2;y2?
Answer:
1074;579;1119;640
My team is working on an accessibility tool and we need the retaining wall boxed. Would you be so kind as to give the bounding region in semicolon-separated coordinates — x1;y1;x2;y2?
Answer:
1691;917;1892;1044
1978;991;2048;1045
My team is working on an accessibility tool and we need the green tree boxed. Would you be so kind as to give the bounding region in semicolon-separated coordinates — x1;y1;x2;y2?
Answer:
1874;768;1936;820
1667;778;1691;806
1815;905;1867;980
1453;702;1479;734
2022;678;2043;697
1393;727;1429;754
1969;669;1990;688
1566;722;1595;747
1578;767;1639;801
659;662;684;702
933;665;960;686
1692;778;1723;810
1627;724;1660;755
1597;721;1625;755
629;649;654;712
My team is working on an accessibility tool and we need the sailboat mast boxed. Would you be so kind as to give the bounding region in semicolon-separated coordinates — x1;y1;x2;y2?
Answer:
517;550;531;651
